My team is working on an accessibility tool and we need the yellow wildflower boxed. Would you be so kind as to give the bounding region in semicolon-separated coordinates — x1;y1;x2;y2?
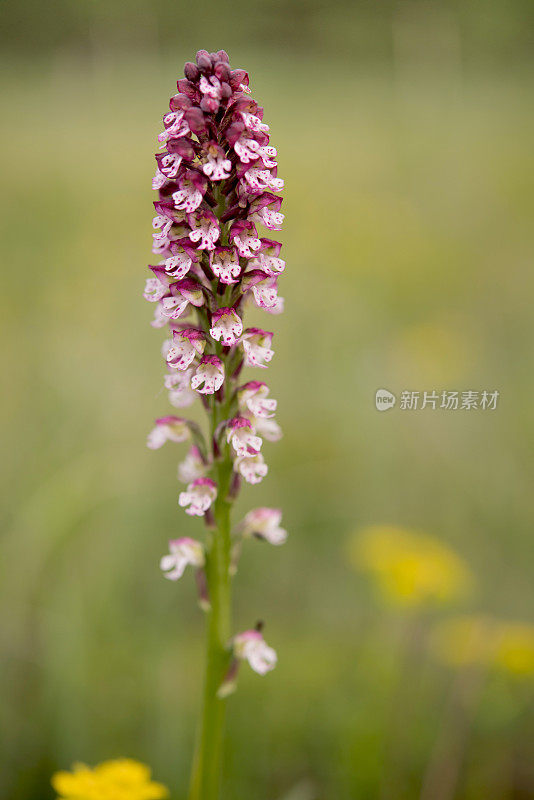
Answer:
51;759;169;800
494;622;534;675
349;525;472;607
431;616;534;677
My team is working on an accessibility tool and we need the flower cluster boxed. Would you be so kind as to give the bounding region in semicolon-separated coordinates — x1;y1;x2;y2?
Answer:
145;50;285;679
51;759;169;800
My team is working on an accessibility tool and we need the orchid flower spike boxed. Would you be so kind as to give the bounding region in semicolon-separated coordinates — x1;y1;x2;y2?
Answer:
143;52;286;780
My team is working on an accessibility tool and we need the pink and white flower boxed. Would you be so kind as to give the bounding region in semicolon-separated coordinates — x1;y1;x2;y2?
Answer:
229;220;261;258
160;537;205;580
143;276;167;303
240;328;274;368
166;328;206;370
234;453;268;484
188;209;220;251
164;245;195;279
179;477;217;516
233;630;277;674
234;136;277;168
210;307;243;346
226;417;262;458
238;381;277;418
157;110;190;143
210;247;241;284
164;369;196;407
241;271;279;310
172;172;207;213
159;279;204;320
240;508;287;545
243;167;284;194
241;112;269;133
250;239;286;276
156;151;182;178
191;355;224;394
147;416;190;449
203;143;231;180
249;194;284;231
178;445;206;483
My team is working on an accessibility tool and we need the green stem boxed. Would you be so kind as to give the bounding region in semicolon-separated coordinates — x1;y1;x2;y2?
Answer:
188;456;234;800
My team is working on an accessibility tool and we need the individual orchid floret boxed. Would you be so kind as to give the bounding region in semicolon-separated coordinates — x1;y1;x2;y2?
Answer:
233;630;277;675
210;247;241;284
164;243;197;279
243;166;284;194
203;143;232;180
191;355;224;394
249;193;284;231
164;369;196;408
240;508;287;545
251;239;285;276
230;220;261;258
235;453;268;484
160;537;205;580
210;307;243;346
241;271;279;309
160;279;204;319
179;477;217;516
241;111;269;133
234;135;277;169
147;416;190;449
172;171;207;213
226;417;262;458
178;445;206;483
240;328;274;367
166;328;206;370
157;109;190;143
238;381;277;418
143;276;167;303
188;208;220;251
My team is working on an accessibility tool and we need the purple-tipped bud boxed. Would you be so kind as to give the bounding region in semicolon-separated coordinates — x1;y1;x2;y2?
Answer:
196;49;212;74
214;61;231;82
184;61;200;82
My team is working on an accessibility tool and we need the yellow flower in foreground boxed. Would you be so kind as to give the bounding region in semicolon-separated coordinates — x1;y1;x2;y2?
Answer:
349;525;472;608
431;616;534;677
51;759;169;800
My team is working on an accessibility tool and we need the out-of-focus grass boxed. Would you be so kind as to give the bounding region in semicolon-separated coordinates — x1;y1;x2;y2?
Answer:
1;50;534;799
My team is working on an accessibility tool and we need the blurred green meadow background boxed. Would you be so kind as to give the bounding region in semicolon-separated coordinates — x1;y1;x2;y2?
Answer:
1;1;534;798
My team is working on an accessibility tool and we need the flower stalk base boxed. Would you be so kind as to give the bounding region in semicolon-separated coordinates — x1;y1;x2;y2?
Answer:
188;457;233;800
